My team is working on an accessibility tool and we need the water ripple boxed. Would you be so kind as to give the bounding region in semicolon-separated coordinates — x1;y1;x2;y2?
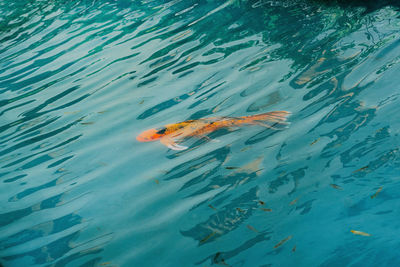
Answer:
1;0;400;266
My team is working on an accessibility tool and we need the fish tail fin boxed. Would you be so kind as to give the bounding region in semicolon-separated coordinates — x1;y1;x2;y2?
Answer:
242;111;291;129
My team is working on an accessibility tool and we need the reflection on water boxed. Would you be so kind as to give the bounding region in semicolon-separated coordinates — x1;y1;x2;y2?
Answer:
1;0;400;266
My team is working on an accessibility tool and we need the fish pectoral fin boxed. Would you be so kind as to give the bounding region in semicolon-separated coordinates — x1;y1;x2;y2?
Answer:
168;143;188;151
160;137;188;151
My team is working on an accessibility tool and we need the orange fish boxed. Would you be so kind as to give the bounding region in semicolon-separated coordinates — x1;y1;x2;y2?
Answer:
137;111;291;150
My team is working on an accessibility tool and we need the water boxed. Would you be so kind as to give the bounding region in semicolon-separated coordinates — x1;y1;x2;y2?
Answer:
1;0;400;266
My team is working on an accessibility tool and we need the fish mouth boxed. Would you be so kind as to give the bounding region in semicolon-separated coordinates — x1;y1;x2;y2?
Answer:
137;128;159;142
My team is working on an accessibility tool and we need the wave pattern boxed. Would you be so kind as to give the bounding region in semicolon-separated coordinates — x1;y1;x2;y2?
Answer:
1;0;400;266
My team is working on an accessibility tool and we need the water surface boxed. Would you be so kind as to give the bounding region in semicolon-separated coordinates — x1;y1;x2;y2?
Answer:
1;0;400;266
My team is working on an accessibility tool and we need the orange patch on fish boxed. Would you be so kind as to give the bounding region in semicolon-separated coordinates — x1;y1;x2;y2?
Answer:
137;111;291;150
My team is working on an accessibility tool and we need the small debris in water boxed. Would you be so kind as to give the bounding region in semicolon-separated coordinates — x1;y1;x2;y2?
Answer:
248;66;260;72
154;179;159;184
310;138;320;145
80;122;94;125
350;230;371;237
240;146;251;152
274;235;292;249
292;245;296;252
236;207;245;213
371;187;383;199
290;198;299;205
260;208;272;212
330;184;343;190
200;231;216;244
353;165;369;173
64;110;81;115
172;30;191;41
258;200;265;205
247;224;259;233
225;166;239;170
213;252;229;266
208;204;217;211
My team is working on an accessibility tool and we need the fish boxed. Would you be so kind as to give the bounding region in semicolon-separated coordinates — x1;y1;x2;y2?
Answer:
350;230;371;237
137;111;291;150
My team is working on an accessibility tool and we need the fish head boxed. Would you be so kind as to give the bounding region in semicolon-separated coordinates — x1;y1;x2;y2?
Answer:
136;127;166;142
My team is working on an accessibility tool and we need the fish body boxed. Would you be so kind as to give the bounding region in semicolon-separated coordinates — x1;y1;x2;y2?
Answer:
137;111;290;150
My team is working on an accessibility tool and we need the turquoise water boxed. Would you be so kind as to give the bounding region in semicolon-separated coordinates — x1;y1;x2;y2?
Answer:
1;0;400;266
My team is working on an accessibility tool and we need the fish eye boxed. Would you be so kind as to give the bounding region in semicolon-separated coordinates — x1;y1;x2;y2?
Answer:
156;127;167;135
